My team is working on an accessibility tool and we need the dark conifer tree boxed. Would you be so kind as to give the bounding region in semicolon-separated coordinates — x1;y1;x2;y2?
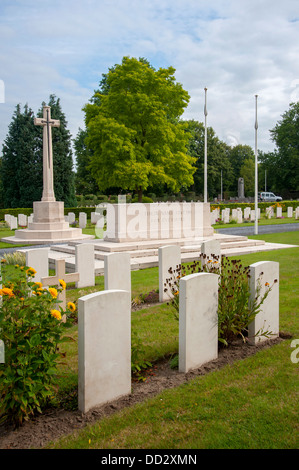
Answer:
1;104;42;208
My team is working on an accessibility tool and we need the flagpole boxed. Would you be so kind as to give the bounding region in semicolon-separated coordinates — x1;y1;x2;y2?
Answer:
254;95;258;235
204;87;208;203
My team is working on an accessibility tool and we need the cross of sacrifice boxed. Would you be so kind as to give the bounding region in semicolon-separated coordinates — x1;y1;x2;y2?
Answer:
41;259;79;310
34;106;60;203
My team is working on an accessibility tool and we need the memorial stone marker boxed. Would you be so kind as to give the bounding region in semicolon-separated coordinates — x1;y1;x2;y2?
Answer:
179;273;219;373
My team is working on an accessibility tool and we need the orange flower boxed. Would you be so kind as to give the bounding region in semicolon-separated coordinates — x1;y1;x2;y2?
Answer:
26;267;37;277
59;279;66;290
50;309;61;320
67;302;76;312
49;287;58;299
0;287;14;297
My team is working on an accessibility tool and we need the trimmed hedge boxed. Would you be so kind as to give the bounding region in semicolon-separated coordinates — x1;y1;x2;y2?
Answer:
210;201;299;213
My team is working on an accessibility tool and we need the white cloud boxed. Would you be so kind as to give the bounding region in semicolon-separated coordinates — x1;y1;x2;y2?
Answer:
0;0;298;160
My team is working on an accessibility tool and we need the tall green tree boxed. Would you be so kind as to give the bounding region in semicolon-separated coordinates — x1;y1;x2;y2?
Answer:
73;127;99;195
229;144;255;188
240;157;255;196
268;101;299;194
185;120;233;199
1;104;42;208
37;95;77;207
83;57;196;201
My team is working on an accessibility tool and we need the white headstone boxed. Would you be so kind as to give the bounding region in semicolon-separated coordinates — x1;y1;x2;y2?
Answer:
179;272;219;373
104;252;131;300
222;209;229;224
4;214;11;224
287;207;293;218
295;207;299;219
244;207;251;220
250;210;255;221
248;261;279;345
210;210;217;225
277;206;282;218
200;239;221;269
18;214;27;227
231;209;238;222
78;289;131;413
10;216;18;230
68;212;76;224
237;209;243;224
75;244;95;288
25;248;49;283
79;212;87;228
158;245;181;302
91;211;101;224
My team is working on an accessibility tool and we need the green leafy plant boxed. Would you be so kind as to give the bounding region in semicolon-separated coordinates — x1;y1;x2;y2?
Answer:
131;330;152;381
0;260;75;427
165;255;275;346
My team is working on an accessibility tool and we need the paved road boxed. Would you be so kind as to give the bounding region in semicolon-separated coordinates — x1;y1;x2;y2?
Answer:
1;223;298;256
215;223;299;236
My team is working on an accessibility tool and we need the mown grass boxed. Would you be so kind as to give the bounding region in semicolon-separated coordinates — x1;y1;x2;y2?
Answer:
46;232;298;449
213;212;299;229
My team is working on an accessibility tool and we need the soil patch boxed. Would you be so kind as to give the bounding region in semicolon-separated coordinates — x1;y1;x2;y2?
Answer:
0;334;288;450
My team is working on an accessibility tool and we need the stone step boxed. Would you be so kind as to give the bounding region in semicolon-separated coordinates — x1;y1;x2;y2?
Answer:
50;236;265;261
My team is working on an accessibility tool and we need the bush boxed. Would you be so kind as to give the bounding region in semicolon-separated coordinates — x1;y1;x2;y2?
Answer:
165;255;275;346
0;260;75;427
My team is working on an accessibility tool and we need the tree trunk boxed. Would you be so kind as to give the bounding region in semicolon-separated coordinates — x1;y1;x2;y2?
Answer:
137;187;143;203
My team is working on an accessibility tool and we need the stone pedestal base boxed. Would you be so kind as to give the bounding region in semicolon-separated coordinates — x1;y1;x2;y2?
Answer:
6;200;94;244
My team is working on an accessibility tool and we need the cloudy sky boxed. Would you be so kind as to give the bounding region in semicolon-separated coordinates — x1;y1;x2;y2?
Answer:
0;0;298;162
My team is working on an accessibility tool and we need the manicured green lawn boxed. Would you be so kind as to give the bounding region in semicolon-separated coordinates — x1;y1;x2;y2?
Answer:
47;232;298;449
214;213;299;230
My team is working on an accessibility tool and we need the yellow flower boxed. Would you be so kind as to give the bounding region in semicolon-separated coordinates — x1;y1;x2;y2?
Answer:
49;287;58;299
59;279;66;290
174;291;179;296
26;267;37;277
34;282;43;289
67;302;76;312
0;287;14;297
1;259;6;263
50;309;62;320
265;282;270;287
20;297;24;301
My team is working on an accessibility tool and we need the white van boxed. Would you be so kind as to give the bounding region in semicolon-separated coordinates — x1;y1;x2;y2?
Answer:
258;192;282;202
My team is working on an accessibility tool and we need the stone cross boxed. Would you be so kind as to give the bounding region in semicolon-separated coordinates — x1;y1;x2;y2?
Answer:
41;259;79;309
34;106;60;203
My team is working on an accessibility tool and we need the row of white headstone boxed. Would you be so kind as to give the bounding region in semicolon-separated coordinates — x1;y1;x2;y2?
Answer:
77;241;279;413
65;211;101;227
4;213;34;229
211;206;299;224
9;239;279;414
3;211;97;230
3;205;299;230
